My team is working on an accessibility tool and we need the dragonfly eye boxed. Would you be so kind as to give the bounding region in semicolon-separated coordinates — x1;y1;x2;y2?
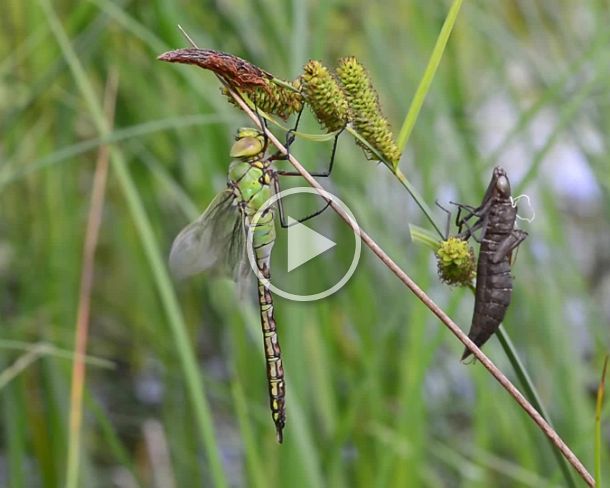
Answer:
230;136;265;158
496;175;511;197
235;127;261;139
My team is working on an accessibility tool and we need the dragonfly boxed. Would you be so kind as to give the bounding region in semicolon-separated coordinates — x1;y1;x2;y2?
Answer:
453;167;528;360
169;126;334;442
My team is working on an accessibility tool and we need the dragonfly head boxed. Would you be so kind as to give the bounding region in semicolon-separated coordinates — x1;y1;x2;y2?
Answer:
231;127;266;158
493;166;511;198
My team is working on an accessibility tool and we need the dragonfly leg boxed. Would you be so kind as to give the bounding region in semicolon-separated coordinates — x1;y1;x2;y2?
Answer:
450;199;494;237
457;216;486;242
450;202;478;230
277;127;343;177
266;104;304;162
267;134;294;163
273;133;340;225
273;174;332;228
491;229;528;263
251;105;272;152
290;104;305;135
435;200;452;240
454;196;496;225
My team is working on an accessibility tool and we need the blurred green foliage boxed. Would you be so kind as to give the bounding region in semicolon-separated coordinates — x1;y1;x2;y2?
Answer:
0;0;609;487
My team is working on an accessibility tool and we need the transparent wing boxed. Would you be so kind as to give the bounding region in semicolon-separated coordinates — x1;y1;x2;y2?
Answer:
230;217;257;299
169;190;244;279
227;213;252;283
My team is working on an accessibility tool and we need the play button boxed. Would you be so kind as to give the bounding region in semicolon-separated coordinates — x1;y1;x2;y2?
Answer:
286;217;336;272
246;187;361;302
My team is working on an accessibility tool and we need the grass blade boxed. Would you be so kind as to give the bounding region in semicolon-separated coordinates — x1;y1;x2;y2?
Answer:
396;0;464;151
65;71;117;488
595;355;608;487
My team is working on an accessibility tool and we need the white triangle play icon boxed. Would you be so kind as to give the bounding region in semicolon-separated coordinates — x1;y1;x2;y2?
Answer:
287;216;336;272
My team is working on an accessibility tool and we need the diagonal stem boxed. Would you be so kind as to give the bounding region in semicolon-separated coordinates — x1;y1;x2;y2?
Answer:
226;85;596;488
495;327;578;488
66;72;118;488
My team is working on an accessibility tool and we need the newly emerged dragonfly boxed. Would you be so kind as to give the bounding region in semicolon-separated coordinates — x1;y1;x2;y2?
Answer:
454;167;528;360
169;127;333;442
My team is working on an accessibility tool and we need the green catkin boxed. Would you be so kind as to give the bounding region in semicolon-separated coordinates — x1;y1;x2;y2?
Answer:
435;237;476;287
300;60;349;132
335;56;401;169
223;79;303;120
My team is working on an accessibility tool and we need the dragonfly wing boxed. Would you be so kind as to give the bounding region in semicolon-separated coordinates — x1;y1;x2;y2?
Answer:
169;190;240;279
227;216;253;283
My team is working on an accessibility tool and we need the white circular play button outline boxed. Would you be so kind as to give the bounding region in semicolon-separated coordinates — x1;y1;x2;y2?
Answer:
246;187;361;302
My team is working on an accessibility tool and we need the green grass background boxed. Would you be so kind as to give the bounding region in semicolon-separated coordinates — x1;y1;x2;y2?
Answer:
1;0;609;486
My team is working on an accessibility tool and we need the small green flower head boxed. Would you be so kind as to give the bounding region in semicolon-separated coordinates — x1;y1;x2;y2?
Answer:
335;57;401;169
223;79;303;120
300;60;348;132
435;237;476;286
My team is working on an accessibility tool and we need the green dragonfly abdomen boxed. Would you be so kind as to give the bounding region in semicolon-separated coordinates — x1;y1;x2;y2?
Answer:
228;132;286;442
249;210;275;245
252;233;285;441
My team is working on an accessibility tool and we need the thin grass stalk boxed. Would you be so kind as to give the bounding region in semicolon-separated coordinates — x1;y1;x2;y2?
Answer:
346;126;444;238
3;382;26;488
516;69;603;193
496;327;577;488
230;379;266;488
0;341;114;373
430;440;556;487
393;166;444;238
86;394;142;486
228;85;596;487
396;0;464;151
482;25;610;170
66;72;117;488
595;355;608;487
0;115;229;189
0;346;46;390
39;2;228;486
143;421;177;488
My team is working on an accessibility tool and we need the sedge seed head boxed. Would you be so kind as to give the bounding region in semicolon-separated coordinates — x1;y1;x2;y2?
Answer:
300;60;349;132
223;79;303;120
335;57;401;169
435;237;476;286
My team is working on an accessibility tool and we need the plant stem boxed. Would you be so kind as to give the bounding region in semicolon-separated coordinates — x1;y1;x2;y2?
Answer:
496;328;577;488
346;126;444;237
594;355;608;487
393;168;444;238
66;72;117;488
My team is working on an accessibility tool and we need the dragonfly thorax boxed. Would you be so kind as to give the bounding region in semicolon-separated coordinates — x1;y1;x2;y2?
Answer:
227;159;274;217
